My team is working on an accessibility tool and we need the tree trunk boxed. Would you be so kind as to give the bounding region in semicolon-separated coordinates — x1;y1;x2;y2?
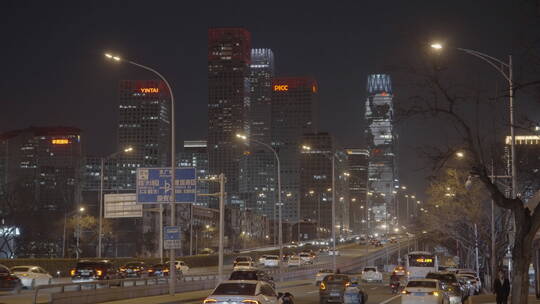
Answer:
510;223;533;304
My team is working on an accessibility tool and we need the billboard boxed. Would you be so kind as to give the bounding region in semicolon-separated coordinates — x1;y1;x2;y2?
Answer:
104;193;143;218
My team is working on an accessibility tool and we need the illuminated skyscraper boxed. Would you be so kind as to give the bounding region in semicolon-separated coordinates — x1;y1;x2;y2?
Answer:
271;77;318;222
239;48;276;218
345;148;369;233
364;74;398;228
208;28;251;203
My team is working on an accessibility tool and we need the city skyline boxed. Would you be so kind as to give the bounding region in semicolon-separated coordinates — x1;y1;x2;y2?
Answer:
0;0;528;197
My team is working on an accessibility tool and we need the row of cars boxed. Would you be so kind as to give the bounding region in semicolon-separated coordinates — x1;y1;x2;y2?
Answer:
401;270;482;304
0;259;191;294
70;259;190;282
236;251;317;269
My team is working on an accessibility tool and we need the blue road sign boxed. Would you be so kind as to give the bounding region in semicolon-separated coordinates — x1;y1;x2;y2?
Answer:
136;168;196;204
164;226;181;249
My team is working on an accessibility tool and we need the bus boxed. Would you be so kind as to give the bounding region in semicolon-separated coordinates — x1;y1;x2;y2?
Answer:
406;251;438;279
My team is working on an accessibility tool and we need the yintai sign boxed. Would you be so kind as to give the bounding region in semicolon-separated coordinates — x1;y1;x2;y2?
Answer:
104;193;143;218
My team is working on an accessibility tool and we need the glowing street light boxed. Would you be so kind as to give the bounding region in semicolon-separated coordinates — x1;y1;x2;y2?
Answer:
430;43;443;50
456;151;465;159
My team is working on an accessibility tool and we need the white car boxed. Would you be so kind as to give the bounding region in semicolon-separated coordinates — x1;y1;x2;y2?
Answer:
287;256;303;267
402;279;448;304
233;261;255;271
203;280;278;304
315;269;333;286
299;252;314;264
258;255;268;265
166;260;189;274
264;255;280;268
10;266;52;289
361;266;382;282
327;250;340;256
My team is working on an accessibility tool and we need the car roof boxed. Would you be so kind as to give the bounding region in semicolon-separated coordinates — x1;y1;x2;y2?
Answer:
220;280;260;284
11;265;40;268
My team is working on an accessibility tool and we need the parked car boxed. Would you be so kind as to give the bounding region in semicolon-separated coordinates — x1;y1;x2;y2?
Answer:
287;256;303;267
203;280;279;304
315;269;334;286
319;274;351;304
299;252;314;264
233;261;255;271
229;269;275;289
0;264;22;294
456;274;474;298
165;260;189;274
119;261;148;278
263;255;280;268
456;270;481;294
361;266;383;283
70;260;120;283
10;265;52;289
233;256;254;267
425;272;464;304
401;279;448;304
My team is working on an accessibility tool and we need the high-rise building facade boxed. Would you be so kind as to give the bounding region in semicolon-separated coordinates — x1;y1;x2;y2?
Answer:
117;80;171;187
239;48;276;218
299;133;350;238
345;148;369;233
0;126;82;256
271;77;318;222
178;140;211;208
117;80;171;256
365;74;398;228
208;28;251;203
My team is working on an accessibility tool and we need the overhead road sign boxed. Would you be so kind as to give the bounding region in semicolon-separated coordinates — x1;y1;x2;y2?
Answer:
104;193;143;218
136;168;196;204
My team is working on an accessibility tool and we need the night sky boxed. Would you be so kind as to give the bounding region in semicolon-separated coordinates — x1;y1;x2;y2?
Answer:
1;0;538;197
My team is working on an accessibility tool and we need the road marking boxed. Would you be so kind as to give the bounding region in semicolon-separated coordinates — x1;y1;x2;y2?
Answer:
378;295;400;304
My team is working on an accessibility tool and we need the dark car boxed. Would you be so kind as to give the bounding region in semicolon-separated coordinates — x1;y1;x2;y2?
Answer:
0;264;22;294
426;271;465;303
147;263;181;277
229;269;275;289
119;261;147;278
70;260;121;283
319;274;351;304
233;256;253;267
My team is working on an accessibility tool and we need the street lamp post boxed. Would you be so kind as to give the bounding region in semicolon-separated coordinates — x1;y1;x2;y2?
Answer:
236;134;283;279
76;207;85;259
98;147;133;258
105;53;177;295
430;43;517;199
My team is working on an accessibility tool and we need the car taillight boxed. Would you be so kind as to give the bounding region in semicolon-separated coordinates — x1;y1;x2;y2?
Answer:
401;290;411;295
320;282;326;290
345;282;351;287
428;291;440;296
96;270;103;277
203;299;217;303
70;269;76;276
242;300;261;304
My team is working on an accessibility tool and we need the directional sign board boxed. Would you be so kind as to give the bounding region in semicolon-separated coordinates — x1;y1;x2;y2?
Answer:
104;193;142;218
136;168;196;204
164;226;181;249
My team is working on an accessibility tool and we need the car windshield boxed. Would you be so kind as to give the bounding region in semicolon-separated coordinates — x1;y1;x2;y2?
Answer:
237;262;251;266
300;253;309;256
426;273;457;283
364;268;376;272
11;266;31;272
230;271;258;280
235;257;250;262
126;262;143;267
407;281;437;288
266;256;278;260
212;283;257;295
319;269;333;273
